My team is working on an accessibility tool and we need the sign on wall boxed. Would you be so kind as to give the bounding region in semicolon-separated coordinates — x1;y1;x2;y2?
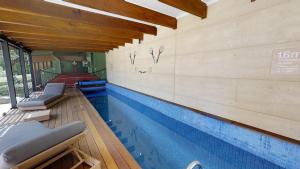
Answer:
271;49;300;75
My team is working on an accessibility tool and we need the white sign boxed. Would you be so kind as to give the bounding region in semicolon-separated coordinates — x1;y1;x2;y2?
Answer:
271;49;300;75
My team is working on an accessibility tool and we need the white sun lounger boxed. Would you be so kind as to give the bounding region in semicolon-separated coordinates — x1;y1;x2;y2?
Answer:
0;121;100;169
17;83;66;111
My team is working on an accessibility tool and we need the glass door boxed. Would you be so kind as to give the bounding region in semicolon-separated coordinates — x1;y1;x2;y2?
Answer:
0;42;11;116
9;45;25;102
24;52;33;93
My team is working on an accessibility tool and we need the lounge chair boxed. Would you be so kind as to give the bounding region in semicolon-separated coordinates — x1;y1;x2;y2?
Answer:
0;121;100;169
17;83;66;111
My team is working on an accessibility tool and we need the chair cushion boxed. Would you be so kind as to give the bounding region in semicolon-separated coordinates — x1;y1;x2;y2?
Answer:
17;94;61;107
43;83;65;96
0;121;86;169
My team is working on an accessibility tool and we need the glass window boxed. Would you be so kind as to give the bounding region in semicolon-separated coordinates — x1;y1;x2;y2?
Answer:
9;45;25;102
24;52;32;93
0;42;11;116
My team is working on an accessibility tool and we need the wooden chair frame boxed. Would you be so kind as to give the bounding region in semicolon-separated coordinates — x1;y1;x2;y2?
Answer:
13;131;101;169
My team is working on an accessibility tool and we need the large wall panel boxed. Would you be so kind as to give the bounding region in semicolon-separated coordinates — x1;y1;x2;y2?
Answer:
107;0;300;141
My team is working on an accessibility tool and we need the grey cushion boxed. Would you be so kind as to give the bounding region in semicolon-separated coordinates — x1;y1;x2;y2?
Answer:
17;83;65;108
43;83;65;96
0;121;86;169
17;94;61;107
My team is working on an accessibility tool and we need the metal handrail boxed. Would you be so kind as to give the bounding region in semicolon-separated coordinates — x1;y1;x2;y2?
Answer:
40;69;60;75
92;68;106;80
40;69;60;86
91;68;106;74
186;160;202;169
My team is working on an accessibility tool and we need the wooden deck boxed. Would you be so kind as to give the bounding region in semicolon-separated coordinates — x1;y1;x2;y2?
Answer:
0;89;140;169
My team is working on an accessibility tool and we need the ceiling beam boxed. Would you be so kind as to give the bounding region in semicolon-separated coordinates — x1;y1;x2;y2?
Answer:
0;9;143;39
66;0;177;29
159;0;207;18
8;34;126;46
0;0;157;35
32;56;57;62
24;42;116;49
3;32;130;45
16;39;120;47
0;23;133;43
27;43;113;49
0;32;132;43
23;42;117;49
29;45;110;52
31;48;108;52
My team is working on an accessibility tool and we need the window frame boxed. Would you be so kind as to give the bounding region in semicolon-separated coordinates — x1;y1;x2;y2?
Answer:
0;37;33;109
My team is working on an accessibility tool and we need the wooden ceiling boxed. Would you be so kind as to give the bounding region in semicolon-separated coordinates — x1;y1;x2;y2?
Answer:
0;0;207;52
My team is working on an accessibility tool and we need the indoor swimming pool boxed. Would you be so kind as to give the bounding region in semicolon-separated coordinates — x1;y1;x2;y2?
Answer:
86;84;296;169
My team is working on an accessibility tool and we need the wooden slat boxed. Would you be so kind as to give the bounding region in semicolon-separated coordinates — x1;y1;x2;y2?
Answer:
32;56;57;62
27;44;112;50
159;0;207;18
10;35;126;46
0;0;157;35
28;45;113;52
0;9;143;40
22;41;118;48
30;48;109;53
5;32;132;45
67;93;86;169
29;46;109;52
66;0;177;29
24;43;117;50
23;42;117;49
0;23;132;43
19;39;121;48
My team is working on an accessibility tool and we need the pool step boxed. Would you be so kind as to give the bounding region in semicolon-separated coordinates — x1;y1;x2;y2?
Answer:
115;131;122;137
106;121;138;162
86;91;107;98
111;126;117;131
133;152;144;163
120;138;128;144
106;120;113;127
126;145;136;153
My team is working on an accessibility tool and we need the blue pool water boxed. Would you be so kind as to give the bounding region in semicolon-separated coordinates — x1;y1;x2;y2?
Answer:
87;89;284;169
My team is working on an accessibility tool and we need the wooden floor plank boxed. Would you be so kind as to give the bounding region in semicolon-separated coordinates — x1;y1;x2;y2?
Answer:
0;109;18;126
69;96;85;169
52;101;64;169
71;92;107;169
65;94;78;168
61;99;73;169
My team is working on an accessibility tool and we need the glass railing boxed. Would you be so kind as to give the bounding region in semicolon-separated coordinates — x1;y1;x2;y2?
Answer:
92;68;106;80
40;67;60;86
